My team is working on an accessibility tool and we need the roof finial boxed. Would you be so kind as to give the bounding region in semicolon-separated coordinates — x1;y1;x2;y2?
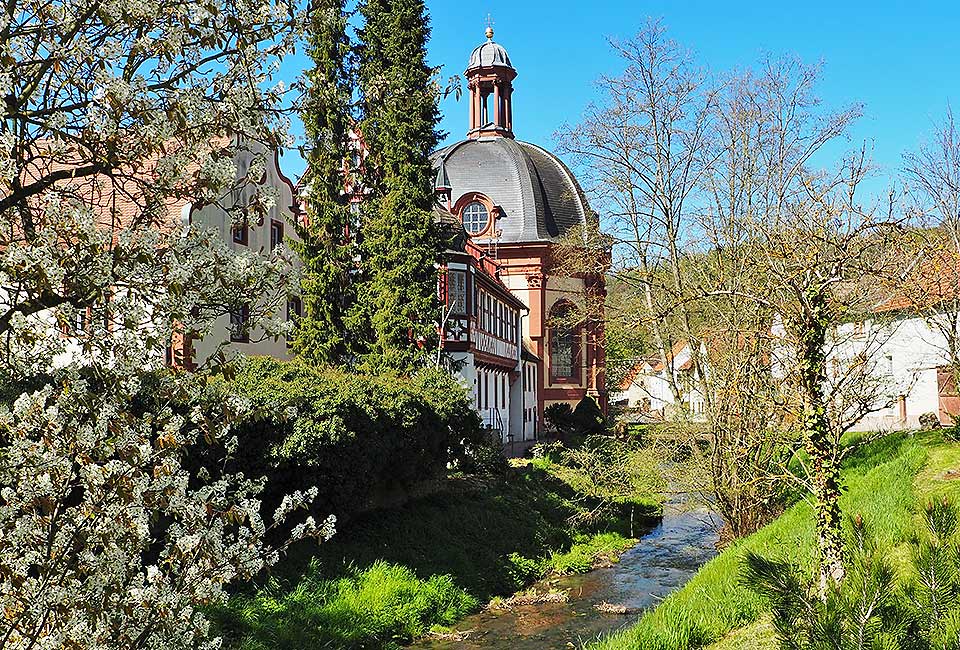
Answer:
485;13;494;40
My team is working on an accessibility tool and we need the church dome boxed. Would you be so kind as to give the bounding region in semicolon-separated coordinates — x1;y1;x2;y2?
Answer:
468;39;513;71
431;138;592;244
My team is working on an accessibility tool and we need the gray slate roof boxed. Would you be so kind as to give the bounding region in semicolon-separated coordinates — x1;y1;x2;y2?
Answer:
468;40;514;70
430;137;591;244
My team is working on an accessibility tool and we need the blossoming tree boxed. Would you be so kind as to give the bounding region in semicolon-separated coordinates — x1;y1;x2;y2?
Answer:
0;1;333;648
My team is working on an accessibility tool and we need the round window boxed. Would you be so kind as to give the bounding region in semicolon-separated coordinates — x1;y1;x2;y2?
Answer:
462;201;489;235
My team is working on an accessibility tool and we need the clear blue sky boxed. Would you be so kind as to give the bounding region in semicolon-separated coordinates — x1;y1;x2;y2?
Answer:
278;0;960;187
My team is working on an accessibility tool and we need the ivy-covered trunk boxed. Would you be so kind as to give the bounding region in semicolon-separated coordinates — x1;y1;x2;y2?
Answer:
796;286;845;591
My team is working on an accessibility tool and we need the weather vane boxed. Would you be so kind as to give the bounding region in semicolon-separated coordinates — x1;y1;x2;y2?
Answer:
485;13;495;39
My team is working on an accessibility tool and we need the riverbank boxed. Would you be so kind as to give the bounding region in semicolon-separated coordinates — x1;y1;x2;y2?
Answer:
587;430;960;650
213;444;662;650
409;493;721;649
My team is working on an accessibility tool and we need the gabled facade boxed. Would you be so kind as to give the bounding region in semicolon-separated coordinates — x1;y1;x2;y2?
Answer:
182;141;302;368
828;313;956;430
37;137;303;371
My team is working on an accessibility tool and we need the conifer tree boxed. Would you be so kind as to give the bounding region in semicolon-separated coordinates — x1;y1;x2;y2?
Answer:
353;0;443;371
293;0;356;365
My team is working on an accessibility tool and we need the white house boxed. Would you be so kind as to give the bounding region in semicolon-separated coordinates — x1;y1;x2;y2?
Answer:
614;308;957;432
828;312;953;431
30;137;303;371
612;340;708;422
185;142;302;368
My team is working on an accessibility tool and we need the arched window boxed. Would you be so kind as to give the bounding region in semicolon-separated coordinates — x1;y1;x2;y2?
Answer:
549;302;579;381
462;201;489;235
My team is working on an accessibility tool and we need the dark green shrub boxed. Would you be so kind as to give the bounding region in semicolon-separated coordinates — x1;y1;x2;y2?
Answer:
457;436;509;476
220;358;485;523
573;396;607;437
545;397;608;447
544;403;575;437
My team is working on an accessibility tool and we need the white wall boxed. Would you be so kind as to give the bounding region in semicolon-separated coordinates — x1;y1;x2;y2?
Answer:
516;359;538;440
474;365;511;441
832;316;948;431
190;144;300;366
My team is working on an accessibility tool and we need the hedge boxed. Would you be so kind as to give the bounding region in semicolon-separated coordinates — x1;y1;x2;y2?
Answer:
217;357;485;523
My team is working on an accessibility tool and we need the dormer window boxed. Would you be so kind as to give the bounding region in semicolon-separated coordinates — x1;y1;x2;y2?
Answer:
462;201;489;235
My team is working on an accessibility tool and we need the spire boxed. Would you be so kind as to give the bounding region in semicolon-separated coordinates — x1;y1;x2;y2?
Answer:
434;156;452;208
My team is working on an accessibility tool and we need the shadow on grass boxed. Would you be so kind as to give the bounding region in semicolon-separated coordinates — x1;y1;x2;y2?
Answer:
213;464;660;649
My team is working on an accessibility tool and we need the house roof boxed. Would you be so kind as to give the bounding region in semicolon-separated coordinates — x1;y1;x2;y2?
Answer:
10;137;251;238
651;339;690;373
874;248;960;314
617;355;657;390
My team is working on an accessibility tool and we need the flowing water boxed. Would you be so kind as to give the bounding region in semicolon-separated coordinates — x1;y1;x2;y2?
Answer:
409;495;722;650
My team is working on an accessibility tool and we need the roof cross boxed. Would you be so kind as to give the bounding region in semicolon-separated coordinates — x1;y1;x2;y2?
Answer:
485;14;495;39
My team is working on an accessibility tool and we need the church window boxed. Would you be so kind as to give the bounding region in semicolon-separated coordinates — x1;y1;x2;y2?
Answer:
549;302;579;380
462;201;489;235
551;324;574;379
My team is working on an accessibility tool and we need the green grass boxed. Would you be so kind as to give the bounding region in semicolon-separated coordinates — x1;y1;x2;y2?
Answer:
213;560;477;650
217;459;661;649
546;531;638;575
708;618;775;650
587;431;936;650
526;438;664;513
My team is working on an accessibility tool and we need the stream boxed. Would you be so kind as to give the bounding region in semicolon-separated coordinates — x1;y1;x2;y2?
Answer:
409;494;722;650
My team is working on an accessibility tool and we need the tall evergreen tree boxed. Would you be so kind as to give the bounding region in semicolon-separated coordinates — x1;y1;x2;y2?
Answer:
353;0;443;371
292;0;356;365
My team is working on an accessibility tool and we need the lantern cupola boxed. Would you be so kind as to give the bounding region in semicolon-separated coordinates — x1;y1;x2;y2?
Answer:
466;27;516;139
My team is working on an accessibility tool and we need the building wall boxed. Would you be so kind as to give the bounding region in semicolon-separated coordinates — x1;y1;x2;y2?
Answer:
33;143;299;372
832;315;948;431
495;245;606;429
189;145;300;367
476;365;512;440
615;344;707;422
519;359;538;440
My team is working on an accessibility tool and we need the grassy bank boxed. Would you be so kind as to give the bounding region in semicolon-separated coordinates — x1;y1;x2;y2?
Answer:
587;431;958;650
214;454;660;650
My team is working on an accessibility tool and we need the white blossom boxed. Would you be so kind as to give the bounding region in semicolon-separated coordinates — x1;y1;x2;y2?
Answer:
0;0;327;648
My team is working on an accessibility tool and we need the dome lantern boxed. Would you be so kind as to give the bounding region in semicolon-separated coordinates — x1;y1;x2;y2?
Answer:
466;26;516;140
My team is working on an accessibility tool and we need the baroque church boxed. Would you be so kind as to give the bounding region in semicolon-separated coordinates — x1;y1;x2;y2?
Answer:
144;27;606;448
434;27;607;444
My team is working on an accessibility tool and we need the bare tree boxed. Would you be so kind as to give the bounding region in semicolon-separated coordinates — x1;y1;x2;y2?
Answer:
899;107;960;392
729;144;903;588
557;19;718;409
561;20;906;586
687;57;871;544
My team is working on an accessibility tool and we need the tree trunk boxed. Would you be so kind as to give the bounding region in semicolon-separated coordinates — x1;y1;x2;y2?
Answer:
796;288;845;590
